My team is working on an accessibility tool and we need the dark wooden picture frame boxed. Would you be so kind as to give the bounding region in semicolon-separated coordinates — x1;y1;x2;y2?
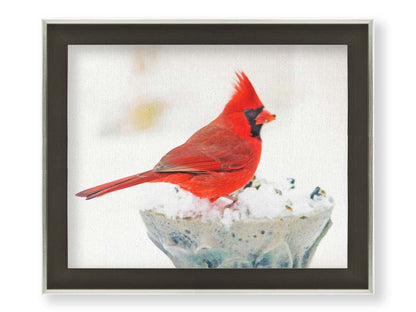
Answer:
43;21;372;292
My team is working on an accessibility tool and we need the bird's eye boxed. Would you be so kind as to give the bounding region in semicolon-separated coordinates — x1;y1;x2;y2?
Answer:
244;107;264;121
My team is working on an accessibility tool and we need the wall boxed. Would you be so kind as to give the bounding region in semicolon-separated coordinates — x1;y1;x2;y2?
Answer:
0;0;411;310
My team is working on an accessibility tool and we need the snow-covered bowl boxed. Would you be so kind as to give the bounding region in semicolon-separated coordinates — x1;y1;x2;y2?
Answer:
139;178;333;268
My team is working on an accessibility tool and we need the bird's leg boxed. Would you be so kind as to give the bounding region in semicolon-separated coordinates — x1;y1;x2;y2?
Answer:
222;195;238;210
223;194;237;203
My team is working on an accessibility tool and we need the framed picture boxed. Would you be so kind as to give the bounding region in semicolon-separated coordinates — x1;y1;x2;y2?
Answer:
43;21;373;293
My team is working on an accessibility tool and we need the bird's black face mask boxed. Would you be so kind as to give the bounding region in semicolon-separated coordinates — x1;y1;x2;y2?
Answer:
244;107;264;139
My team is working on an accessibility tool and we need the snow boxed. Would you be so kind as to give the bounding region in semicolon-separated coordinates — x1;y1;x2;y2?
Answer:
144;176;333;228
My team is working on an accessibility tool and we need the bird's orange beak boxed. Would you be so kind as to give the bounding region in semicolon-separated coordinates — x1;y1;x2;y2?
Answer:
255;109;276;125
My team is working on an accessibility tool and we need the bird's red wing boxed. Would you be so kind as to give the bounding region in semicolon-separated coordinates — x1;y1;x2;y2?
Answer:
154;126;254;173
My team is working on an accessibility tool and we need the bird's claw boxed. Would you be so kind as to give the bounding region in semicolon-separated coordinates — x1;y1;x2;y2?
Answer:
220;195;238;211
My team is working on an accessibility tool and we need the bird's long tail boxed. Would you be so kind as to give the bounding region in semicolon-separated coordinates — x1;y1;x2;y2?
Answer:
75;170;160;200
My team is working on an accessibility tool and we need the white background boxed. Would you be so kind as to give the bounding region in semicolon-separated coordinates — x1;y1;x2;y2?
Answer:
67;45;347;268
0;0;412;310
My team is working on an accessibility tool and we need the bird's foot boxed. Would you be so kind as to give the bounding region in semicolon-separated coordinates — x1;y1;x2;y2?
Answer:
222;195;238;211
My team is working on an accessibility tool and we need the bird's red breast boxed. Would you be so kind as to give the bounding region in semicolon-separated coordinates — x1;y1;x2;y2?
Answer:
76;72;275;201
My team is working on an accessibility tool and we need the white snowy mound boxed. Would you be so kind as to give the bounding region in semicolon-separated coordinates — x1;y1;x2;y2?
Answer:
142;176;333;227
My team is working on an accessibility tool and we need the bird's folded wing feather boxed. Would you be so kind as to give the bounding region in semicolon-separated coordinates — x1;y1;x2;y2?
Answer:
153;126;253;173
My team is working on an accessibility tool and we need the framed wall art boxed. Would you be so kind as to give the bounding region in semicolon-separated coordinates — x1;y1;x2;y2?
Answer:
43;21;373;293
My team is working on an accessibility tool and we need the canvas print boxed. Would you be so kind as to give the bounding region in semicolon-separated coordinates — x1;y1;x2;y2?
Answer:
68;45;347;268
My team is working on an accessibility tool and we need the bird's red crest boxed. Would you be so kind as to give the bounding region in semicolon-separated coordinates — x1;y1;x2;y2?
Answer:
223;72;263;114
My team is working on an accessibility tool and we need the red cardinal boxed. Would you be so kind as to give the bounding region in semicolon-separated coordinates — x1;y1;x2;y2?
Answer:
76;72;275;202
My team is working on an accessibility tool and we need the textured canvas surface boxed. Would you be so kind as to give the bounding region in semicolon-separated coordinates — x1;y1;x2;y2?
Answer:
67;45;347;268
